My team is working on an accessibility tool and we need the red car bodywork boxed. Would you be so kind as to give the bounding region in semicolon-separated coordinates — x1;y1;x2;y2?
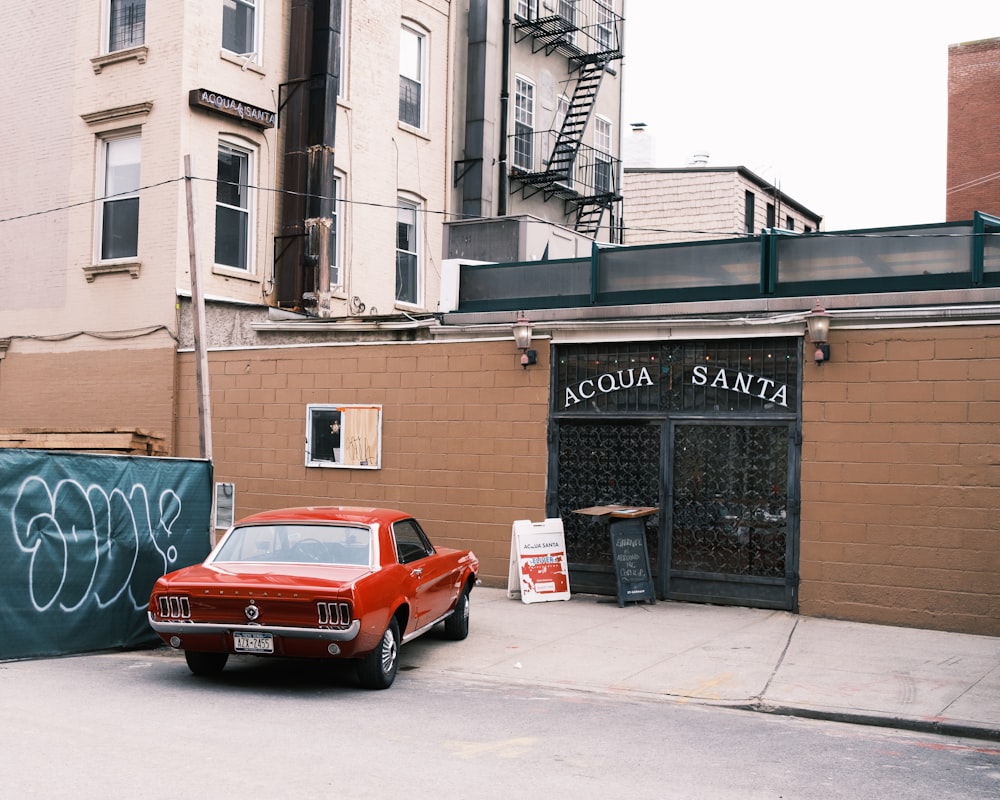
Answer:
148;506;478;688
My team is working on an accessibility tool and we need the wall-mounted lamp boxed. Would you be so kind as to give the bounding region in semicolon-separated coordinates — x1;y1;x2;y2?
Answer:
513;314;537;368
806;301;831;365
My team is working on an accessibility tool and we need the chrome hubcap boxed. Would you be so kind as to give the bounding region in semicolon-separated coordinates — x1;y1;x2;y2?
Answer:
381;629;397;673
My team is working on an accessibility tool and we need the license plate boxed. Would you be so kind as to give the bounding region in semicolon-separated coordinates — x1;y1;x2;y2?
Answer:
234;631;274;653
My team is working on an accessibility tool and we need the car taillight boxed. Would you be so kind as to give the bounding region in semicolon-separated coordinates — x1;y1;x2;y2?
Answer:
316;601;352;628
157;595;191;619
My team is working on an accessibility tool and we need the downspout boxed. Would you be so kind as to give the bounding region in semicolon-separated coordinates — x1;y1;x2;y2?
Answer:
498;0;511;215
276;0;340;313
304;0;341;316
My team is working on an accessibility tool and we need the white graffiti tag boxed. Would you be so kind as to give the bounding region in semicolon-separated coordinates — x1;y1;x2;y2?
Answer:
11;476;182;613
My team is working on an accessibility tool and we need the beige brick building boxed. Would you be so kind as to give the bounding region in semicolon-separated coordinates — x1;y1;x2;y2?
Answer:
623;165;823;246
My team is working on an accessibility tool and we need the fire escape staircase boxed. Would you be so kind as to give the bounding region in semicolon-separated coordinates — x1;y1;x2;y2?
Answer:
510;4;624;239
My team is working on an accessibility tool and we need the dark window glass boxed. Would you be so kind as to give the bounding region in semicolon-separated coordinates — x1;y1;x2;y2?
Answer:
399;76;421;127
102;197;139;259
109;0;145;51
222;0;255;54
744;191;755;234
392;519;433;564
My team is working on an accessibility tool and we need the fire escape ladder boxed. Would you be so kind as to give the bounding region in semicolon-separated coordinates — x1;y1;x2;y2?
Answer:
547;62;604;181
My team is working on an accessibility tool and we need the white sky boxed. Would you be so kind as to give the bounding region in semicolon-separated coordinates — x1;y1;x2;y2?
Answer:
621;1;999;230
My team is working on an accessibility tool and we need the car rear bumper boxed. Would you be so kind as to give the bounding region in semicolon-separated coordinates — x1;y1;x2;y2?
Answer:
147;613;361;641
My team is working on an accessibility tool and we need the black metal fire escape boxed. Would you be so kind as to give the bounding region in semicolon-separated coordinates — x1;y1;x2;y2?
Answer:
510;1;624;240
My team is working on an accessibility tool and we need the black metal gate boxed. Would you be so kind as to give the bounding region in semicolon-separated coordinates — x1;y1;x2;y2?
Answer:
548;337;801;610
667;421;797;609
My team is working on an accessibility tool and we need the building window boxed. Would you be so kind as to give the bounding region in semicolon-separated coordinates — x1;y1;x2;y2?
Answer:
215;141;253;271
330;174;343;291
223;0;257;58
554;95;573;187
766;202;776;228
786;216;795;231
594;116;613;195
513;76;535;171
399;25;425;128
744;191;755;234
97;133;141;261
395;199;420;305
596;0;615;50
108;0;145;52
306;404;383;469
516;0;537;21
559;1;576;46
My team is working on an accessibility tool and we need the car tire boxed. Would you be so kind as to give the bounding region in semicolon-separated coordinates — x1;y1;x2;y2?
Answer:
358;618;399;690
443;586;470;641
184;650;229;677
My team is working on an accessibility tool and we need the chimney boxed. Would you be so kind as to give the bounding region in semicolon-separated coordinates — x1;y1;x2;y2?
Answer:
623;122;656;168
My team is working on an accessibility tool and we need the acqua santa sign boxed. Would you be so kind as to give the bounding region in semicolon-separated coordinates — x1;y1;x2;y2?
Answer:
562;364;789;409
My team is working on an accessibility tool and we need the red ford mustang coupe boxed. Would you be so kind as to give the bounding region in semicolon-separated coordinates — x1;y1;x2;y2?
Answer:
148;506;479;689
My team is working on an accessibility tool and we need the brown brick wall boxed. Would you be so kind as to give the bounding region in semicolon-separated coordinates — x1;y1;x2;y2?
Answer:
800;325;1000;635
170;326;1000;635
0;344;177;450
946;38;1000;221
174;340;551;586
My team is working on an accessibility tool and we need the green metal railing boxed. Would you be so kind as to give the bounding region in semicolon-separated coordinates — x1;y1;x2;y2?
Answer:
454;213;1000;312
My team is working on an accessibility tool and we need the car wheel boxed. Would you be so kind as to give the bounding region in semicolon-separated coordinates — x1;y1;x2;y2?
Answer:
358;618;399;690
443;587;470;641
184;650;229;677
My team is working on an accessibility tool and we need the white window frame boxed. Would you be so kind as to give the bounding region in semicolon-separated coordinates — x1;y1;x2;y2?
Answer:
513;75;535;172
516;0;537;21
399;23;426;129
594;115;613;194
554;94;573;188
95;131;141;264
558;0;576;46
222;0;261;65
214;138;256;274
103;0;146;54
306;404;383;469
330;172;345;292
596;0;615;50
395;197;422;307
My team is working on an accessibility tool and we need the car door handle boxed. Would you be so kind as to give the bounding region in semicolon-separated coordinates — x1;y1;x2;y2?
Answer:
412;568;423;577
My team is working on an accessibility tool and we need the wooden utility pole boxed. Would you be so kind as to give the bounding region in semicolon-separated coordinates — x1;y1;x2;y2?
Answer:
184;155;213;462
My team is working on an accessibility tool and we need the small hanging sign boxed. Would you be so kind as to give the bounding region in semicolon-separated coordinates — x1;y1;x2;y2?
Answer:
507;518;571;604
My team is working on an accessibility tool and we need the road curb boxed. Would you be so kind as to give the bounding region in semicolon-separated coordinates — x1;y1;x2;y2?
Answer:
740;702;1000;743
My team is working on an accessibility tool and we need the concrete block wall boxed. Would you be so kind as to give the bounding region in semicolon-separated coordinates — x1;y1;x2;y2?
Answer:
799;324;1000;635
0;340;178;452
174;339;551;585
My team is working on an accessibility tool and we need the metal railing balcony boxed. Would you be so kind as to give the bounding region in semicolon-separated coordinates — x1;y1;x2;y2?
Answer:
509;131;621;204
513;0;624;65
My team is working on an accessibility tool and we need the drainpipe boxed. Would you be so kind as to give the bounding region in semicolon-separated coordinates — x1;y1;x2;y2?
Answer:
277;0;340;313
304;0;341;316
498;0;511;215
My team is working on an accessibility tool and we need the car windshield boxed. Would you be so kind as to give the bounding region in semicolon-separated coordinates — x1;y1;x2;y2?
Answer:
212;523;372;566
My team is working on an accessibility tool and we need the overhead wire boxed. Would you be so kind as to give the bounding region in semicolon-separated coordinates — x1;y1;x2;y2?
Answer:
1;172;998;240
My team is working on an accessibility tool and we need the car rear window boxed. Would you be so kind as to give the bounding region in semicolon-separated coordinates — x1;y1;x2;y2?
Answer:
213;523;372;566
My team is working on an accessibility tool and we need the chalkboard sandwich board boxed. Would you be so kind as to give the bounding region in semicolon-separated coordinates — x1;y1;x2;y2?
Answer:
608;517;656;608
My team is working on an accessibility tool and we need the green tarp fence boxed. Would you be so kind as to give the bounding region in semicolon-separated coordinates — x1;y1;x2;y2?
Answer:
0;450;213;660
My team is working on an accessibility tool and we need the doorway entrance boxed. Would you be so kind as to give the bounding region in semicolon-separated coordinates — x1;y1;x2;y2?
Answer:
549;337;800;610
